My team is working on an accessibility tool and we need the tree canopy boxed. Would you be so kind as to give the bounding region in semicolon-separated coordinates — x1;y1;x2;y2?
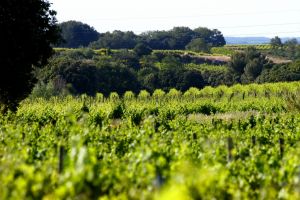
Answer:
0;0;60;110
90;31;138;49
229;47;272;83
268;36;300;60
270;36;282;48
58;21;100;48
88;26;226;50
186;38;211;52
193;27;226;47
133;43;153;56
140;27;226;50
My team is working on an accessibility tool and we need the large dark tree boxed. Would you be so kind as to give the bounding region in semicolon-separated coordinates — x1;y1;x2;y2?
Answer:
169;27;195;49
58;21;100;48
193;27;226;47
0;0;60;111
270;36;282;48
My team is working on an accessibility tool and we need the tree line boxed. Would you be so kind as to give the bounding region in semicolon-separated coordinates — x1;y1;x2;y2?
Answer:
58;21;225;51
31;49;206;97
269;36;300;60
31;46;300;98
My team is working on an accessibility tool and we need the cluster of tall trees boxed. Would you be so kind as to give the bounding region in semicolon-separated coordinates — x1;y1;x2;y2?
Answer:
228;47;273;83
58;21;100;48
257;60;300;83
138;27;225;50
33;45;300;98
269;36;300;60
57;21;226;51
32;49;206;97
228;46;300;84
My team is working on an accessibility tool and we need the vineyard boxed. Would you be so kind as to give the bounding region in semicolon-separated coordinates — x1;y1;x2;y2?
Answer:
1;82;300;199
211;44;272;56
185;63;228;72
225;44;272;50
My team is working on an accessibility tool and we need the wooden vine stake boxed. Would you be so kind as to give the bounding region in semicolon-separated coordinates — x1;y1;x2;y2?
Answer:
279;137;284;158
227;137;234;162
22;132;25;142
251;136;256;147
58;145;65;173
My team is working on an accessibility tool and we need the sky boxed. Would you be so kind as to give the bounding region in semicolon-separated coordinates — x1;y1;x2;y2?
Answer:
50;0;300;37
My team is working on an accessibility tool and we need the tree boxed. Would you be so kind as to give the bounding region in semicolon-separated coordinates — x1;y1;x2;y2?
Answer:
193;27;226;47
61;61;98;95
285;38;299;59
137;67;160;92
158;68;204;91
169;27;195;49
228;47;272;83
58;21;100;48
185;38;211;53
96;63;140;96
257;61;300;83
242;58;264;83
133;43;152;56
37;54;141;96
0;0;60;111
90;31;138;49
270;36;282;48
111;50;140;70
159;56;183;69
140;30;176;50
179;70;205;91
228;52;247;75
285;38;298;46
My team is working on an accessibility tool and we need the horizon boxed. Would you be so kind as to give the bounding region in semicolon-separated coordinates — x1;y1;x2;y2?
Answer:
50;0;300;38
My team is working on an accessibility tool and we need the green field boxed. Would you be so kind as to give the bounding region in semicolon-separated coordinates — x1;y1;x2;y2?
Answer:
225;44;272;50
211;44;272;56
1;82;300;199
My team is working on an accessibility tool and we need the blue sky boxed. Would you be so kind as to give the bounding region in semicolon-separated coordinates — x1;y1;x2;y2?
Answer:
50;0;300;37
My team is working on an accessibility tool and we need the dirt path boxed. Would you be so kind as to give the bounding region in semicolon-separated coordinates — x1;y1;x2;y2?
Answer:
198;55;231;62
266;56;292;64
198;55;292;64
